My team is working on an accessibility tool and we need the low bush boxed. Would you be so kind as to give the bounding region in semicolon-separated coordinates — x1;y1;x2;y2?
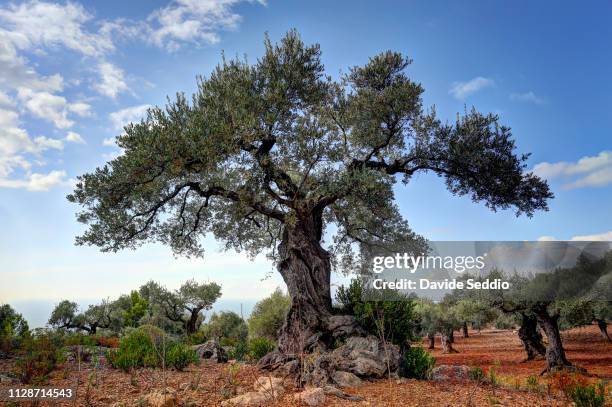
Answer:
165;343;198;371
468;366;484;381
204;312;248;346
336;279;418;348
184;331;208;345
566;382;606;407
226;341;248;361
526;374;539;391
550;371;607;407
399;346;435;379
107;328;197;371
14;332;65;384
248;337;275;361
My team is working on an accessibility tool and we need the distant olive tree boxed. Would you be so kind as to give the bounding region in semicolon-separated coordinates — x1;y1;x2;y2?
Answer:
140;279;221;335
48;300;114;335
204;311;248;345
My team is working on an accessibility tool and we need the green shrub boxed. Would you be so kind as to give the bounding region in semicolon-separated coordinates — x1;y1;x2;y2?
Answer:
107;329;157;371
165;343;198;371
468;366;484;381
566;382;606;407
14;332;64;384
526;374;539;391
226;341;248;361
108;328;197;371
204;312;248;346
185;331;208;345
399;346;435;379
248;337;275;361
248;289;290;340
0;304;29;354
336;279;417;348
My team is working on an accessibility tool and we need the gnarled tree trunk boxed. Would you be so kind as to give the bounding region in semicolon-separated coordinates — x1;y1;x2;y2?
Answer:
276;213;332;355
185;309;201;335
441;331;457;354
532;304;574;373
518;313;546;361
596;319;611;342
274;210;361;356
462;321;469;338
428;333;435;349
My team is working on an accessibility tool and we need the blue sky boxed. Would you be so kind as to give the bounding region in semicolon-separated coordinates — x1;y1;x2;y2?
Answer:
1;0;610;327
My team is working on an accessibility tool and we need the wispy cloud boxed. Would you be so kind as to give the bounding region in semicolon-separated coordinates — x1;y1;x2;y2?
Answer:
147;0;266;51
533;150;612;189
110;104;152;131
510;91;545;105
94;62;129;99
449;76;495;99
0;170;68;191
65;131;85;144
538;231;612;241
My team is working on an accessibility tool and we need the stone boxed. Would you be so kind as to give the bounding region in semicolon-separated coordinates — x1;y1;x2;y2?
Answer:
331;370;363;388
293;387;326;406
220;391;269;406
192;340;228;363
253;376;284;398
332;336;400;378
324;315;366;339
0;373;18;384
430;365;470;382
322;385;364;402
143;388;179;407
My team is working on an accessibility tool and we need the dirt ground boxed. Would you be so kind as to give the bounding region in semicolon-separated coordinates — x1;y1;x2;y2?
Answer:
1;325;610;406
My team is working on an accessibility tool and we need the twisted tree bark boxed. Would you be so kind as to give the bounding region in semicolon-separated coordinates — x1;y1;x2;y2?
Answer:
518;313;546;361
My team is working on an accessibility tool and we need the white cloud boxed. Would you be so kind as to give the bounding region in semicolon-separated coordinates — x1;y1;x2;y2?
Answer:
0;32;64;93
68;102;92;117
102;137;116;147
0;170;67;191
571;231;612;241
0;0;114;57
449;76;495;99
0;90;14;107
533;151;612;189
65;131;85;144
538;231;612;242
94;62;129;98
0;106;63;182
147;0;265;51
110;104;151;130
17;88;74;128
510;91;545;105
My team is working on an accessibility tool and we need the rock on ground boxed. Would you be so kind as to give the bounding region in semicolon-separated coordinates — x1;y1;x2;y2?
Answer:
220;391;270;407
192;339;228;363
252;376;285;397
299;335;400;385
143;387;179;407
331;370;363;388
430;365;470;382
293;387;326;406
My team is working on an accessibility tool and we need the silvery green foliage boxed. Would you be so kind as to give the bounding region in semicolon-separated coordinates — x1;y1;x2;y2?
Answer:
68;31;552;274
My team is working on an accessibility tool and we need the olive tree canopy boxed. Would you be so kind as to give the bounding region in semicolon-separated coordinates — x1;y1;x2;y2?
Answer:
69;31;552;355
